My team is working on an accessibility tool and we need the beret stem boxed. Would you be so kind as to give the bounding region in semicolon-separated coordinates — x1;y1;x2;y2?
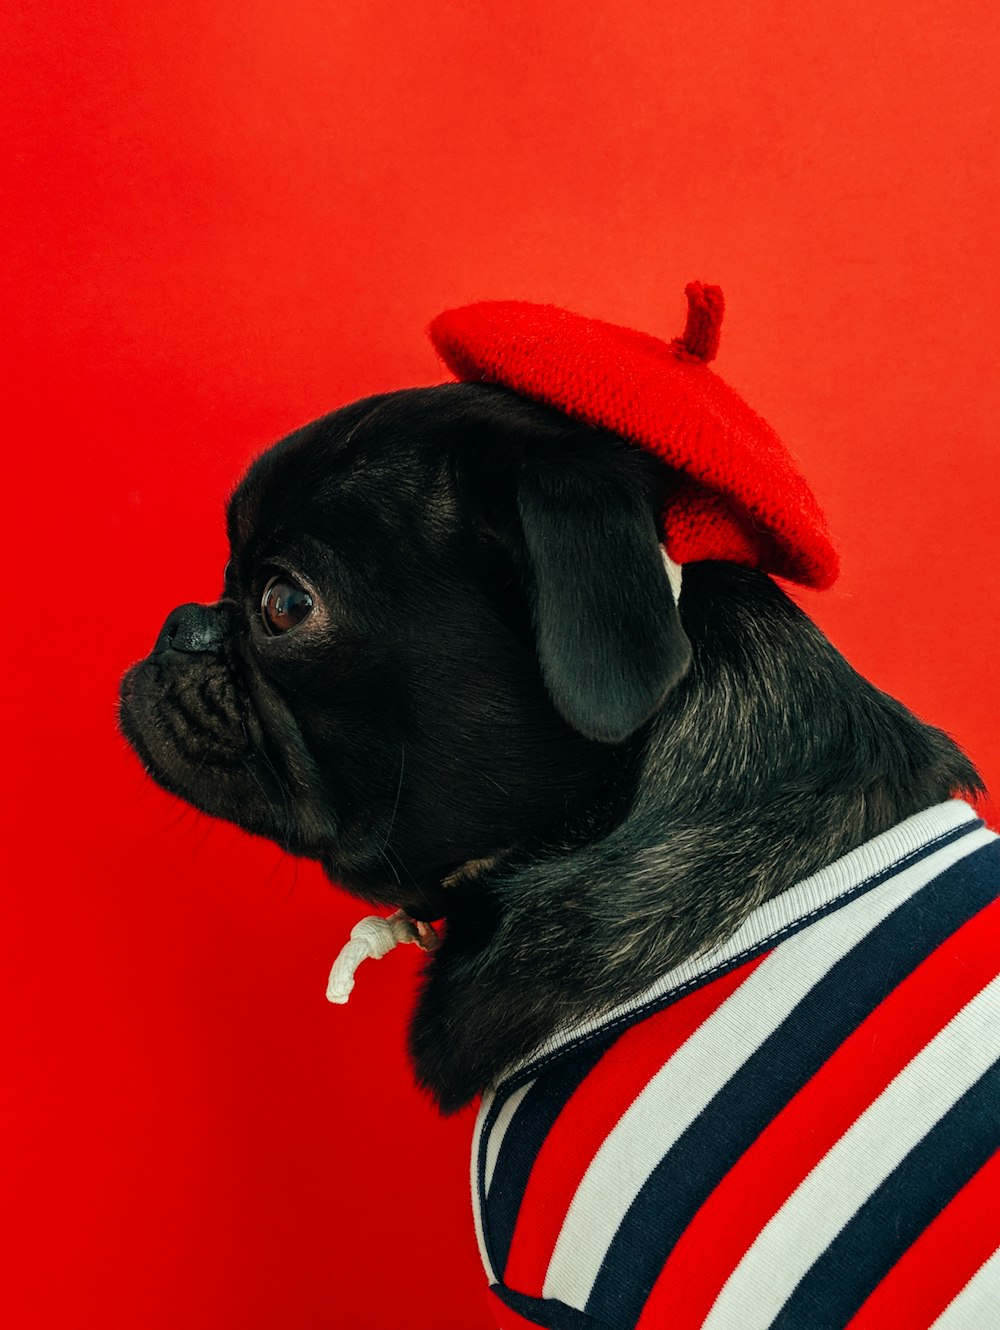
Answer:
671;281;724;364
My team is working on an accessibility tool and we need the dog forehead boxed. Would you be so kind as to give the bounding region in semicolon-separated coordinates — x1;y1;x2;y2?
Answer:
226;390;455;555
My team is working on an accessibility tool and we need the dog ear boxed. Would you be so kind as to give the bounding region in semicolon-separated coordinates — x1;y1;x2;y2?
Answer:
515;455;692;744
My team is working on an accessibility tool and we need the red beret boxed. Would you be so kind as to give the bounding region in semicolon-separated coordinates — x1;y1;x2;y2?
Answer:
428;284;838;589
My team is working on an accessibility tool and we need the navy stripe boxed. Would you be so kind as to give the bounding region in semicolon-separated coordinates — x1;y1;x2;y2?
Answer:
584;838;1000;1327
505;819;983;1091
482;1036;613;1279
491;1284;607;1330
770;1058;1000;1330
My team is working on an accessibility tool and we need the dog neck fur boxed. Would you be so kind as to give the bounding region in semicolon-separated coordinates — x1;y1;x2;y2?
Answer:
409;562;982;1113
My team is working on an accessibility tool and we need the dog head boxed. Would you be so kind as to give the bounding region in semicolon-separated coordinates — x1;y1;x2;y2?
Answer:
118;383;692;922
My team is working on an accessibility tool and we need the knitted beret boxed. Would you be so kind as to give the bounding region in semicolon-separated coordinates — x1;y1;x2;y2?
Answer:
428;284;838;589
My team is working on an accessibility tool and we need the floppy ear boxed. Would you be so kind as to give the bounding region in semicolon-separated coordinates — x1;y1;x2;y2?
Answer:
516;457;692;744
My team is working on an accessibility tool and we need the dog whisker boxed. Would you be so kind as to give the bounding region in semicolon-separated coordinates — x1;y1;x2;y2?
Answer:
253;749;293;837
377;741;406;858
282;857;300;905
378;846;403;890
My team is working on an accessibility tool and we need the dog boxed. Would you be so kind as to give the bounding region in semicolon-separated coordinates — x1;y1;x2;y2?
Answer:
119;371;1000;1327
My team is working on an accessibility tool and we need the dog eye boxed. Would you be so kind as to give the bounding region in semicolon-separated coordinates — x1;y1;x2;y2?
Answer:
261;575;314;636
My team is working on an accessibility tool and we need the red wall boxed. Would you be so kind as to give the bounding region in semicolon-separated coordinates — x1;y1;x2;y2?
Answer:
4;3;997;1327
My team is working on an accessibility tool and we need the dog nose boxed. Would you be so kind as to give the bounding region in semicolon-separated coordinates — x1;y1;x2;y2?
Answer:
153;602;227;656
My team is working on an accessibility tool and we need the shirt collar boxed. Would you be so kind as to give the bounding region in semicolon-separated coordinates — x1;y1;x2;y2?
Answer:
503;798;983;1081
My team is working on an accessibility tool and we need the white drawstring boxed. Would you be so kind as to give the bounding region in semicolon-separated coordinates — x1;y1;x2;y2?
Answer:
326;911;438;1004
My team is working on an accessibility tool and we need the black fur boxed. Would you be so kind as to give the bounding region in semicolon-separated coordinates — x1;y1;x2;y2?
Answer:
118;382;983;1112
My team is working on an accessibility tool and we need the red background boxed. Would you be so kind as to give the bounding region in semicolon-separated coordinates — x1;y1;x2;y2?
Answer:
3;3;997;1327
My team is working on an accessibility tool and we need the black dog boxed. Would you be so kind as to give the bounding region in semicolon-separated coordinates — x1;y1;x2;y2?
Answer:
119;381;981;1108
119;382;996;1328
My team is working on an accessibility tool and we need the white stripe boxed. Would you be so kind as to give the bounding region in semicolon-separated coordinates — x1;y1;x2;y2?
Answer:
510;802;987;1073
484;1079;535;1195
540;825;995;1310
702;974;1000;1330
470;1087;496;1281
930;1246;1000;1328
473;1079;536;1283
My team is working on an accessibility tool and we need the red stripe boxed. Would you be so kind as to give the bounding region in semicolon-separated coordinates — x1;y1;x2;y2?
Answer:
503;953;769;1294
636;895;1000;1330
486;1287;546;1329
845;1147;1000;1329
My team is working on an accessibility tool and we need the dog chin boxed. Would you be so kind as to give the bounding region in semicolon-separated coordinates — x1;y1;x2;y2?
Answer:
321;855;454;922
119;665;464;917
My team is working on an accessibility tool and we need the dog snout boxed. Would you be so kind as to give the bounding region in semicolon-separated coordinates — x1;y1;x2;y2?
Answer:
153;602;228;657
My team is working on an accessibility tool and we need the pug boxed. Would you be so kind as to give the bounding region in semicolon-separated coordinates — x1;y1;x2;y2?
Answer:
119;360;1000;1328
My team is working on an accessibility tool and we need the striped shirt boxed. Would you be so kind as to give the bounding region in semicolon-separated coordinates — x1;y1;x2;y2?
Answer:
472;800;1000;1330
